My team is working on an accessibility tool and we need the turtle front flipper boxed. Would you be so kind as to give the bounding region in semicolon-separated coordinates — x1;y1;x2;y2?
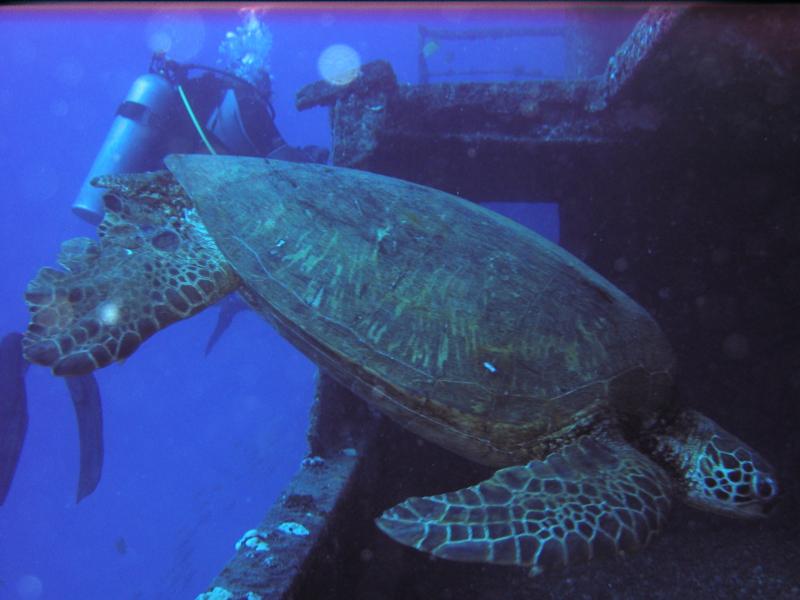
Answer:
23;171;239;376
376;437;673;576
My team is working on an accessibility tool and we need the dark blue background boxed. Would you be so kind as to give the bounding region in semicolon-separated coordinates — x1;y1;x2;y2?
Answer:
0;5;584;598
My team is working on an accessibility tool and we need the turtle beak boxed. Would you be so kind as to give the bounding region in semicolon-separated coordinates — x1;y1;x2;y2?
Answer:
759;497;780;517
739;470;781;519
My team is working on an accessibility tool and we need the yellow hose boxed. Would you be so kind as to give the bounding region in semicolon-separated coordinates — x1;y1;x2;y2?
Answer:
177;84;217;155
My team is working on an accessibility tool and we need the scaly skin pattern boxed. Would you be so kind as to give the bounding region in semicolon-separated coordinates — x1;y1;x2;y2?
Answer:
23;171;239;375
19;157;779;578
377;435;673;576
641;409;778;518
377;407;779;576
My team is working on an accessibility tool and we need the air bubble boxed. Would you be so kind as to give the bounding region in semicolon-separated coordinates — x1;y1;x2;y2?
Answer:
317;44;361;86
98;301;121;326
145;11;205;61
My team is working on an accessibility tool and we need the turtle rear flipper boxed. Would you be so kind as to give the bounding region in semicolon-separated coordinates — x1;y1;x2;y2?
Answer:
22;172;239;376
376;437;673;576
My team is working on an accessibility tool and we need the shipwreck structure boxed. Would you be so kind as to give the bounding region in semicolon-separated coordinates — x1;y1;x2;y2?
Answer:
201;6;800;599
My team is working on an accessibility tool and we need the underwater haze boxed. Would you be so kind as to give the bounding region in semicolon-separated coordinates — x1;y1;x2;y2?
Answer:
0;4;619;598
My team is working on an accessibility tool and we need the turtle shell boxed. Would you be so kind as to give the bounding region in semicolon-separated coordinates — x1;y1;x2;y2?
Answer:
166;155;675;466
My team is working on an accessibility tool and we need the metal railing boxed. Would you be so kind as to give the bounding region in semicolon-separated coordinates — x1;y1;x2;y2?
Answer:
418;25;565;84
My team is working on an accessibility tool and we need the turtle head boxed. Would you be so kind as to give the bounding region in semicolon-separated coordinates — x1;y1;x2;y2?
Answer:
23;170;240;376
647;409;779;519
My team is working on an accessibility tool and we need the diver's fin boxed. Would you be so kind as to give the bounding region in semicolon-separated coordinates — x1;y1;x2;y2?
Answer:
376;437;673;576
204;294;249;356
65;374;103;503
0;333;29;505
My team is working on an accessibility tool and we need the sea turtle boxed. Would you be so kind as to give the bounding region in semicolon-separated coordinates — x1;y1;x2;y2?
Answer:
22;155;778;576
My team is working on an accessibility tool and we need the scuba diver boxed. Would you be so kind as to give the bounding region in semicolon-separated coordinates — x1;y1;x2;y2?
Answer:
1;11;327;505
73;49;325;223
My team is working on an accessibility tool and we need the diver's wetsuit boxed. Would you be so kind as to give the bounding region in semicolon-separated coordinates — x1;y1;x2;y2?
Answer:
180;71;287;156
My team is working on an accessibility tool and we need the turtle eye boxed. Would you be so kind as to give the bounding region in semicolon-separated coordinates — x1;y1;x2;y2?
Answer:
752;473;778;500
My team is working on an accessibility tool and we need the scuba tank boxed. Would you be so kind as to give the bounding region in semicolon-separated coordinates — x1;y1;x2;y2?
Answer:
71;53;284;224
71;66;192;224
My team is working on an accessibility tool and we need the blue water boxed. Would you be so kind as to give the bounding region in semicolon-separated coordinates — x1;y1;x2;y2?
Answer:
0;5;602;598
